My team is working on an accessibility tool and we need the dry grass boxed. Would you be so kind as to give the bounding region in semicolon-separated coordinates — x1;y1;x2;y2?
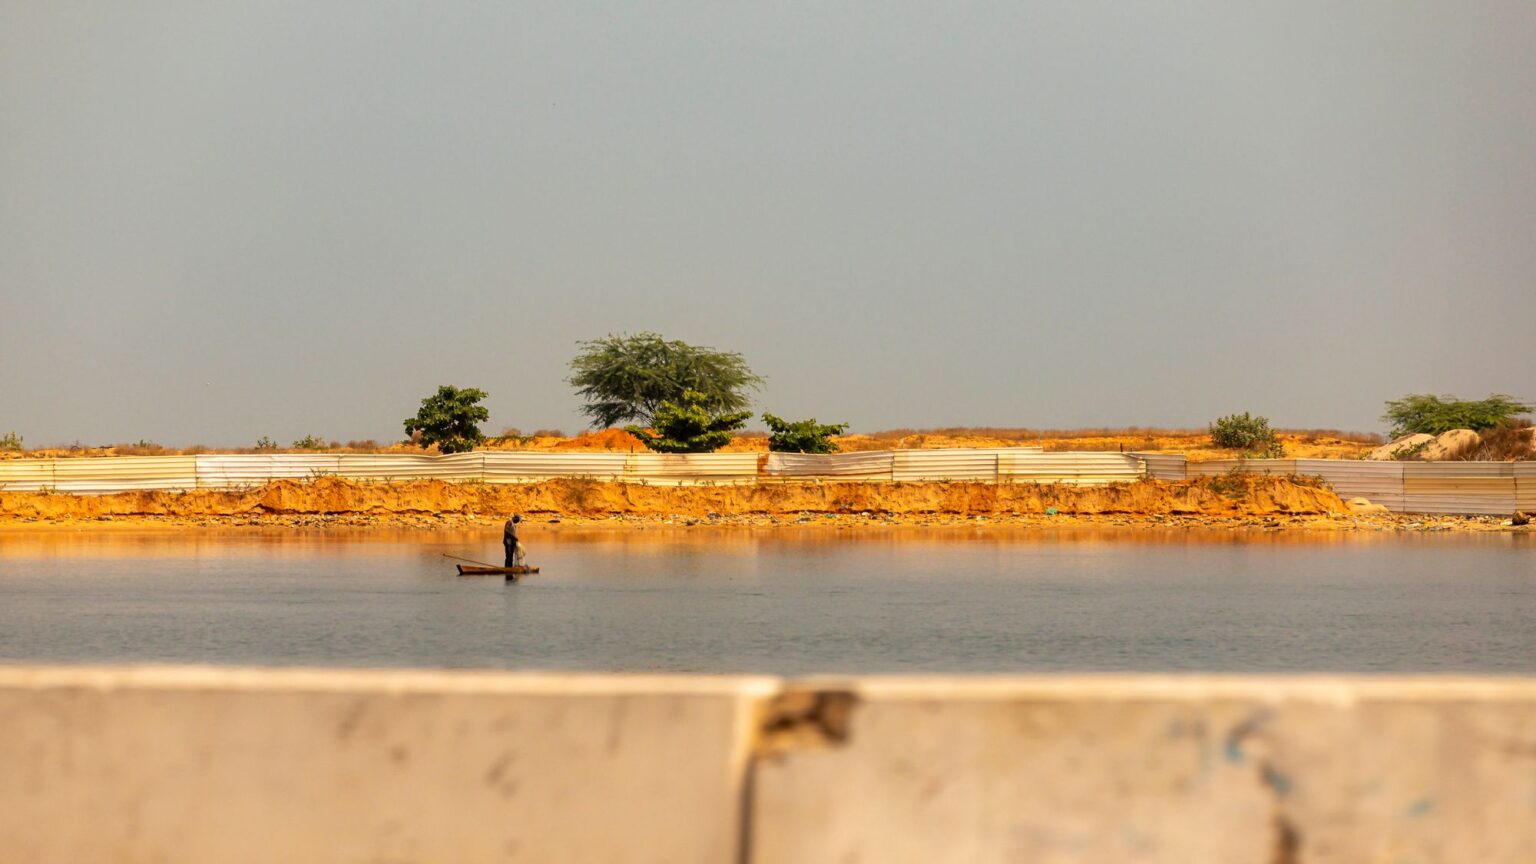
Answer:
1279;428;1384;445
1468;420;1535;461
864;426;1206;442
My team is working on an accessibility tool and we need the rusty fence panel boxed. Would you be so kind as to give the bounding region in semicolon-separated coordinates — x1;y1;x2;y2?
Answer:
194;454;345;488
1403;462;1517;516
998;452;1144;486
332;453;483;482
483;452;631;482
762;452;896;481
0;459;56;492
1131;452;1188;482
1295;460;1406;511
1517;462;1536;513
624;453;760;485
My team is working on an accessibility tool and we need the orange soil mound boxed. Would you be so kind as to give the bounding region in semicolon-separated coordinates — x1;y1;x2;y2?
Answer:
548;429;645;451
4;430;1377;463
0;476;1345;521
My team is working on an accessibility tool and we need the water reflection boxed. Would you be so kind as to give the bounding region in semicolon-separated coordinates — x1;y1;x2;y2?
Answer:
4;523;1530;561
1;527;1532;674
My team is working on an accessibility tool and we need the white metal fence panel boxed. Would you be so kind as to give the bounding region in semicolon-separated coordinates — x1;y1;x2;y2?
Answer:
1131;452;1187;482
1294;460;1406;511
892;450;999;482
333;453;483;481
47;456;199;494
1518;463;1536;512
483;452;631;482
194;454;345;488
0;452;1528;514
1403;462;1517;515
625;453;760;485
1187;459;1298;477
763;452;895;481
0;459;56;492
998;452;1143;486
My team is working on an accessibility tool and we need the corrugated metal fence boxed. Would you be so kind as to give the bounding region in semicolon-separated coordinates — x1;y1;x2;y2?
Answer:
0;450;1139;493
2;451;1532;515
1132;455;1534;516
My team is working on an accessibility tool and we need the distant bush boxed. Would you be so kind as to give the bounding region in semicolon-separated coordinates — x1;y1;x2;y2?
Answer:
0;431;21;451
1383;393;1533;437
530;428;567;438
1209;412;1282;456
292;435;329;450
763;413;848;454
625;390;750;453
403;385;489;455
254;436;278;450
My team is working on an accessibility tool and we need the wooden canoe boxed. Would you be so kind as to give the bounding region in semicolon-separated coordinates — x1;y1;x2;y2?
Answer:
456;564;540;577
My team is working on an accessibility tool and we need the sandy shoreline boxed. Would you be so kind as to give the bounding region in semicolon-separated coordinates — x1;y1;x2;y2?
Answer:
0;476;1526;534
0;510;1523;534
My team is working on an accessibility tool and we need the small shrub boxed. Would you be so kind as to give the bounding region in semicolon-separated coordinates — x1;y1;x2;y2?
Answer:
496;427;536;446
1209;412;1281;455
0;431;21;451
255;436;278;450
531;428;567;438
625;390;751;453
1390;439;1430;461
292;435;329;450
1283;473;1332;490
1204;469;1250;500
403;385;489;454
763;413;849;454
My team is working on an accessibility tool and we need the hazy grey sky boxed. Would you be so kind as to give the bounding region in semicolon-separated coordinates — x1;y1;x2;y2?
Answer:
3;2;1532;446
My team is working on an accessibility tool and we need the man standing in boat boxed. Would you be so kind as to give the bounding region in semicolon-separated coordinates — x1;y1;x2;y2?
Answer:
503;514;525;568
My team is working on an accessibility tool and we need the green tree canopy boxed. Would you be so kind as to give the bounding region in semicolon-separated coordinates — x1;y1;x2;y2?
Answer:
625;390;751;453
1383;394;1532;437
403;385;490;454
568;332;763;428
763;413;848;454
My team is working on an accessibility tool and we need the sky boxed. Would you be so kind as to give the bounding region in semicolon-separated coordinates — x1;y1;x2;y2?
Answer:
2;2;1533;447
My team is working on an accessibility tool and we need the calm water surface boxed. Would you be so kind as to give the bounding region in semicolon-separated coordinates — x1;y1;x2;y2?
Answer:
1;527;1533;674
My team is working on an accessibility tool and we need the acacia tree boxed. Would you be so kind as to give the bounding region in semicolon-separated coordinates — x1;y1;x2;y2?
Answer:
568;332;763;428
1383;394;1532;437
625;390;751;453
403;385;489;454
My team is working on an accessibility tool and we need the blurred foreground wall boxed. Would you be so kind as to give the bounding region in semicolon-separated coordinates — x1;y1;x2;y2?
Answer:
2;667;1534;863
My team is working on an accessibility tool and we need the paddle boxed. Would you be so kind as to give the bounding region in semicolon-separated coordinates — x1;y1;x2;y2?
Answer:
441;553;502;568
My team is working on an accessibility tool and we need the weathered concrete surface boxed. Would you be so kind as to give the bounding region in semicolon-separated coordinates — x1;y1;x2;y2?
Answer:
751;677;1536;864
5;668;1536;863
0;665;775;864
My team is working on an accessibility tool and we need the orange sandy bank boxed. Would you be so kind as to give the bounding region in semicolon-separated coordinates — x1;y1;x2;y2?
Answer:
0;475;1347;522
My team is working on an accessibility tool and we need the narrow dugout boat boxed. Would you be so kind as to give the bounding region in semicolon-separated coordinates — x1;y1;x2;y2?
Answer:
456;564;540;578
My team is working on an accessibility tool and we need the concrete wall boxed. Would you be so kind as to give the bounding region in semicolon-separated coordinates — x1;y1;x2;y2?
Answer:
3;667;1536;863
0;666;774;864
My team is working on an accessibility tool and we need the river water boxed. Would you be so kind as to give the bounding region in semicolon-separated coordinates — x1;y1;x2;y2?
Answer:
1;527;1532;674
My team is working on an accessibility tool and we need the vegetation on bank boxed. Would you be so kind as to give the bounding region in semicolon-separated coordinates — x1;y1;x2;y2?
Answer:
1207;412;1284;458
403;386;490;455
6;328;1524;462
624;390;752;453
1382;394;1532;437
763;414;848;454
567;332;763;429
